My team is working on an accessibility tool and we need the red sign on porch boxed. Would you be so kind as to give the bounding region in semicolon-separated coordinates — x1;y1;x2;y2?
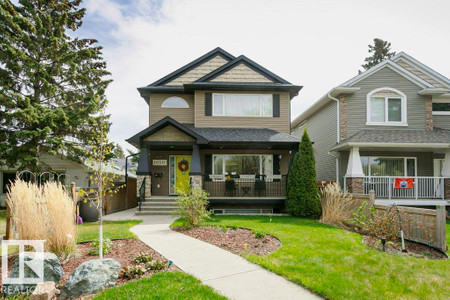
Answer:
394;178;414;189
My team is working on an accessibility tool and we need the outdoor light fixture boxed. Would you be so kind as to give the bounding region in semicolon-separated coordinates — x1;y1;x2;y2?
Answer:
381;238;386;252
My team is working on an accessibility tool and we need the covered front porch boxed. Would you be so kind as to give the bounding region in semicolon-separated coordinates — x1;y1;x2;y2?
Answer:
127;117;298;213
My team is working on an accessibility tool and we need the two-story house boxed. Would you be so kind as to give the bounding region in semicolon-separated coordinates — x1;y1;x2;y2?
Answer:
292;52;450;203
127;48;301;214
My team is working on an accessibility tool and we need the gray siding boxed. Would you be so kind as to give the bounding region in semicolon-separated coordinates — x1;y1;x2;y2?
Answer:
346;67;427;137
292;101;338;181
433;115;450;130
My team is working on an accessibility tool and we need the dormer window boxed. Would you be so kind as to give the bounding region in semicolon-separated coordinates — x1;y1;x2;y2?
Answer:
366;87;407;126
161;96;189;108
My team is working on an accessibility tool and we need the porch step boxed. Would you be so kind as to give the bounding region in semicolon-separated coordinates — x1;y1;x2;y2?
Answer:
139;206;177;211
135;210;176;216
140;202;177;207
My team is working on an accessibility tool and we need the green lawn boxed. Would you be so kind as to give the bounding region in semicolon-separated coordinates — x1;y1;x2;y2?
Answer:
94;272;227;300
173;216;450;300
0;209;6;236
76;220;142;243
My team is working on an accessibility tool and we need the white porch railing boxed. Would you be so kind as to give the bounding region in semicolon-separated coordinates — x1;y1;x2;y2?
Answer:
345;176;445;199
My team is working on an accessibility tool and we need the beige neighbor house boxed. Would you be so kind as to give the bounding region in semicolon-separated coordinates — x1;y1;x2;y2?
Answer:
292;52;450;206
0;153;137;213
127;47;301;215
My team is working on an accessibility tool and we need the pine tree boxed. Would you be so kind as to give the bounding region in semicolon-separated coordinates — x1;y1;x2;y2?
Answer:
0;0;111;172
361;38;396;71
287;129;321;218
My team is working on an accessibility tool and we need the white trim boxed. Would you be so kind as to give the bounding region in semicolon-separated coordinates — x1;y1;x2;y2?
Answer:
341;60;433;89
212;93;273;117
361;156;417;177
432;111;450;116
330;142;450;152
212;154;273;176
392;52;450;88
161;96;189;108
366;87;407;126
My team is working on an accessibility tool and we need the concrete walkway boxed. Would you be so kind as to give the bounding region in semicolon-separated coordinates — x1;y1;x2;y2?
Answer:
105;209;319;300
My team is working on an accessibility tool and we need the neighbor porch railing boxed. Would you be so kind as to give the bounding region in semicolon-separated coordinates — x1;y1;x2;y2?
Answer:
345;176;445;199
202;174;287;198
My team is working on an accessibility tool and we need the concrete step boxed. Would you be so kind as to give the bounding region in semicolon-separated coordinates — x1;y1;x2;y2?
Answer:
140;202;177;207
135;211;175;216
139;206;177;211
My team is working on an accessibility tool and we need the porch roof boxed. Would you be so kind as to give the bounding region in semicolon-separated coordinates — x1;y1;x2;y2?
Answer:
331;128;450;151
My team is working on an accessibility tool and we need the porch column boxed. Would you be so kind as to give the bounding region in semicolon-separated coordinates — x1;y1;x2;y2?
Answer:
189;144;202;188
136;147;151;198
345;147;364;194
442;149;450;199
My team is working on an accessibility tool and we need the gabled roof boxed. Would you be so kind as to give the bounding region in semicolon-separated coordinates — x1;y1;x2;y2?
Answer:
126;117;208;146
392;52;450;89
292;52;450;128
137;48;302;100
146;47;235;87
195;55;291;84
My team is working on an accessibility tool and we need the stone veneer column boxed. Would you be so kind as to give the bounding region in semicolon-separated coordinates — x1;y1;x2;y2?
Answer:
425;95;433;131
345;147;365;194
442;150;450;199
339;94;347;140
137;175;151;198
190;175;203;189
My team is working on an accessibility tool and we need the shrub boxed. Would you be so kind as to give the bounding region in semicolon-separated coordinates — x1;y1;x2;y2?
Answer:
88;238;112;256
134;252;153;263
287;129;321;218
147;260;167;271
252;230;265;239
6;180;76;256
175;187;211;228
121;266;147;279
320;183;353;227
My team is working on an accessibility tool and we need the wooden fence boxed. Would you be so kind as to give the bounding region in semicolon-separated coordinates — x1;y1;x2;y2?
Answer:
374;204;447;252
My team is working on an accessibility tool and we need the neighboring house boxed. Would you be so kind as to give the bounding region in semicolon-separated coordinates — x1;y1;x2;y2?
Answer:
0;153;136;208
292;52;450;202
127;47;301;214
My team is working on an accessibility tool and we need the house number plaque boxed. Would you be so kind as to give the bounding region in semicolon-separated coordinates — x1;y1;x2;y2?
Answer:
152;159;167;166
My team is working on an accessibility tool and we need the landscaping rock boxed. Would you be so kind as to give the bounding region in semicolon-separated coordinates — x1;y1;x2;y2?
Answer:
64;258;121;297
30;281;57;300
4;252;64;296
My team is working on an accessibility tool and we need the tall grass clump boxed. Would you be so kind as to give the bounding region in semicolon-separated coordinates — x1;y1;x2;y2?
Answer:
320;182;353;228
7;180;76;256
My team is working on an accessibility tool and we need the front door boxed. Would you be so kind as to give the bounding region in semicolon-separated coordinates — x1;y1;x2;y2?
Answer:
169;155;192;195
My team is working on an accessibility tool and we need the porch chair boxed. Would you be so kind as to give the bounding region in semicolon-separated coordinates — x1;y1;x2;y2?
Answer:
254;178;266;197
225;179;237;197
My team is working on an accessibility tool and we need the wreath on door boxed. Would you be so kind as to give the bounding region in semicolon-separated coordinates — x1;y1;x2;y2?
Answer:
178;159;190;174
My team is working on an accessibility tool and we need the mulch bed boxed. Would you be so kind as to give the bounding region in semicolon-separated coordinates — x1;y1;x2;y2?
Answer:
363;236;447;259
1;239;179;299
172;226;281;256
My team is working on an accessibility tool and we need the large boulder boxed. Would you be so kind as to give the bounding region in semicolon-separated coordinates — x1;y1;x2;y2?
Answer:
63;258;121;297
3;252;64;296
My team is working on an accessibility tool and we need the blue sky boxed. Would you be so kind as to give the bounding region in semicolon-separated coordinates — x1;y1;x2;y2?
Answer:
76;0;450;152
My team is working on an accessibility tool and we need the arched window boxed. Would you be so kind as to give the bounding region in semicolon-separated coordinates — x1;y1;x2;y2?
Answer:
366;87;407;126
161;96;189;108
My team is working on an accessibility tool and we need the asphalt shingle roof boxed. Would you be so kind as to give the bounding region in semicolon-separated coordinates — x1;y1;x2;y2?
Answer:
183;124;299;143
340;128;450;144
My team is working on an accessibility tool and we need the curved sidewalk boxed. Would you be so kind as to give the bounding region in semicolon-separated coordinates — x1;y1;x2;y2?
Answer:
106;210;319;300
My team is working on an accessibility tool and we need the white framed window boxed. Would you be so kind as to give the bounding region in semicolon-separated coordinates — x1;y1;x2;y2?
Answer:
212;94;272;117
366;87;407;126
361;156;417;177
161;96;189;108
432;100;450;116
212;154;273;176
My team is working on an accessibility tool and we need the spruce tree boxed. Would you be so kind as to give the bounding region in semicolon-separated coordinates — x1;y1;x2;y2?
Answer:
287;129;321;218
361;38;396;71
0;0;111;172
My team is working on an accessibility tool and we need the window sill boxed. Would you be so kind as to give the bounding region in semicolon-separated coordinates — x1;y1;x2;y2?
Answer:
432;112;450;116
365;122;408;127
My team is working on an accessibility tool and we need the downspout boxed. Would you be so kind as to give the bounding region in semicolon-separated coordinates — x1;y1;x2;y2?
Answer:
328;93;341;184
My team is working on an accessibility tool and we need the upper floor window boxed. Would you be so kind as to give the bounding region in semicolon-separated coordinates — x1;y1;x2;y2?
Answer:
161;96;189;108
213;94;272;117
432;102;450;115
366;87;407;126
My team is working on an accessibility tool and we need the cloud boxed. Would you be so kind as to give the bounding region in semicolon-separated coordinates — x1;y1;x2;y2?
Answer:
78;0;450;151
